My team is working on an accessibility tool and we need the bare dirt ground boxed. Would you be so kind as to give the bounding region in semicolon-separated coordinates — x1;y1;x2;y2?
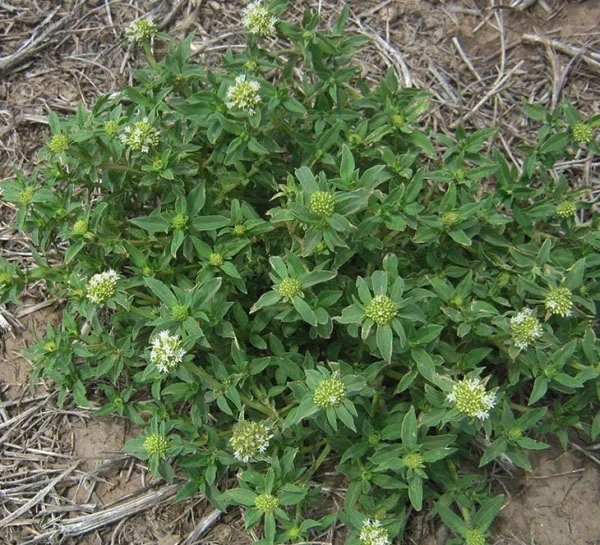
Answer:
1;1;599;544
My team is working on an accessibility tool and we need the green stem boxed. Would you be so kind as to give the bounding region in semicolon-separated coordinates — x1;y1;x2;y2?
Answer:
301;442;331;483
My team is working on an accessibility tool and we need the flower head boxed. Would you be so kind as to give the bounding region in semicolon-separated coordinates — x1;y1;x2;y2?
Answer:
19;187;35;205
403;452;425;470
255;493;279;513
72;219;88;236
230;420;273;462
544;287;573;317
310;191;335;219
243;1;277;37
209;252;224;267
571;123;593;144
126;18;158;43
143;433;169;458
510;308;543;349
359;519;390;545
150;331;186;373
86;269;119;304
278;278;302;299
170;213;188;230
555;201;576;219
446;377;496;420
313;378;346;408
233;224;247;236
119;117;159;153
49;134;69;154
226;75;262;114
465;528;486;545
364;295;396;326
104;120;119;138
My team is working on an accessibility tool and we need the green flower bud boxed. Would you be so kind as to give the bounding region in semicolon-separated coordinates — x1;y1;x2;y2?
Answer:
18;187;35;205
571;123;593;144
403;452;425;470
555;201;576;218
104;120;119;138
232;224;247;236
442;211;459;227
364;295;396;326
544;287;573;317
465;528;486;545
278;278;302;299
171;304;189;321
255;493;279;513
209;252;224;267
49;134;69;154
313;378;346;408
170;212;188;230
143;433;169;458
310;191;335;219
72;219;88;236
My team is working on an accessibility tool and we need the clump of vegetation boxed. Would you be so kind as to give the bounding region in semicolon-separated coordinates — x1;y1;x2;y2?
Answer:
2;2;599;544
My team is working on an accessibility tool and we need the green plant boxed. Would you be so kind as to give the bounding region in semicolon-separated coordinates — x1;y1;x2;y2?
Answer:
2;2;599;544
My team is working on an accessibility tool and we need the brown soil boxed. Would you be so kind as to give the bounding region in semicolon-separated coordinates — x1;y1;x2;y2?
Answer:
1;1;599;544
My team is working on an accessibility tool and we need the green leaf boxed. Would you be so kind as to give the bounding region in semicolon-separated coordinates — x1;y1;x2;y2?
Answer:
401;406;418;447
279;484;306;506
409;131;435;155
434;503;467;536
528;376;548;405
295;166;319;194
222;488;257;507
250;290;281;313
563;258;585;290
302;270;337;287
144;277;178;307
448;229;472;246
190;215;230;231
340;144;355;184
376;324;393;363
472;495;504;530
292;296;318;325
130;215;170;233
408;476;423;511
479;438;507;466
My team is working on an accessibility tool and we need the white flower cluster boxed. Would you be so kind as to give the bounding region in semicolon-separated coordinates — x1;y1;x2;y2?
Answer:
86;269;120;305
510;308;543;349
119;117;159;153
226;75;262;114
150;330;186;373
243;1;277;37
447;377;497;420
359;519;390;545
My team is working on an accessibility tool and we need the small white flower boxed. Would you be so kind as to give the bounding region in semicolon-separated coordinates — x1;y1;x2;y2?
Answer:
243;1;277;37
510;308;543;349
447;377;497;420
226;75;262;114
360;519;390;545
126;18;158;43
86;270;120;305
230;421;273;462
119;117;159;153
150;330;186;373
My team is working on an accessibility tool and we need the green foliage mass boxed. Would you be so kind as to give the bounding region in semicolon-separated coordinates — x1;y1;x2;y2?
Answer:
2;3;600;544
